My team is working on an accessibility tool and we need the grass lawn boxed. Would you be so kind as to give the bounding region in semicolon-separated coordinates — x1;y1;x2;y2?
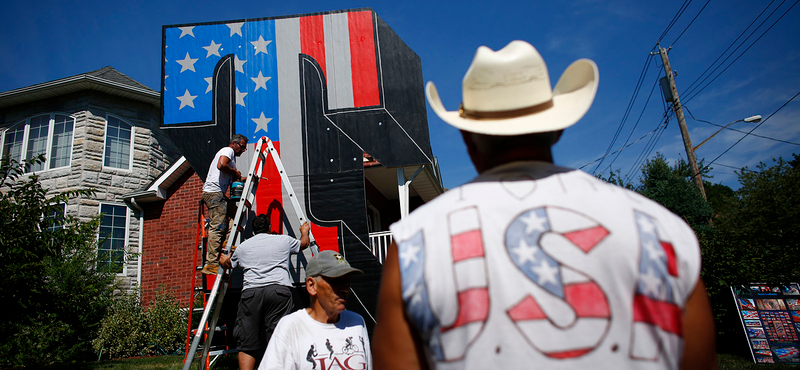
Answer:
30;353;797;369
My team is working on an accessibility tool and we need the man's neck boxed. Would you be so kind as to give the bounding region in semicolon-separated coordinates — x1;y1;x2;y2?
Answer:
306;305;340;324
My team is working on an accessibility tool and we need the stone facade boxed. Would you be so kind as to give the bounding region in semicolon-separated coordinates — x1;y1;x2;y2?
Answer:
1;73;180;293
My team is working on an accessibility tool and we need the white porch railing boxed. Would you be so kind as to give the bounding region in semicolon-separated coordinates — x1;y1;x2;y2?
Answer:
369;231;393;264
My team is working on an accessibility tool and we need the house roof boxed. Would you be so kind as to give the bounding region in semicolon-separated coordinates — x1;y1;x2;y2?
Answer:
123;156;193;204
0;66;160;109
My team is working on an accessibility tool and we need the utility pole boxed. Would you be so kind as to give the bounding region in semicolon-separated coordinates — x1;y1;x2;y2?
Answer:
655;46;707;200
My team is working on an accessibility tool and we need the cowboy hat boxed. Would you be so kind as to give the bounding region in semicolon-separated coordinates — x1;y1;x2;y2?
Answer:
426;40;598;136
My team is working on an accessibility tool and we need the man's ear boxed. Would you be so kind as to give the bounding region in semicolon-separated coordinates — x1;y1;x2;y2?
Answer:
306;276;317;296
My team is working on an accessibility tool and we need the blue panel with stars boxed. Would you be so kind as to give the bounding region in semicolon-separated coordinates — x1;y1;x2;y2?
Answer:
164;20;280;142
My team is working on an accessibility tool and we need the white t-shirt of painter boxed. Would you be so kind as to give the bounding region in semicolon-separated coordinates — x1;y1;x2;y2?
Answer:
203;146;236;193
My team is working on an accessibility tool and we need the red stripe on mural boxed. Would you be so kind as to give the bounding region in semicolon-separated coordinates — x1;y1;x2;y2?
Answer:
633;294;684;336
451;229;484;262
564;282;610;318
507;294;547;321
300;15;326;78
661;241;678;276
443;288;489;330
347;11;380;107
256;141;283;233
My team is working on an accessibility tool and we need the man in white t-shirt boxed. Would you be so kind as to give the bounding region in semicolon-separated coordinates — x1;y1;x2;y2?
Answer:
373;41;716;370
260;250;371;370
201;134;248;275
220;214;310;370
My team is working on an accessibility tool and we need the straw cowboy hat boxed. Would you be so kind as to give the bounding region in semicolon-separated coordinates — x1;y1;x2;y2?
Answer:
426;40;599;136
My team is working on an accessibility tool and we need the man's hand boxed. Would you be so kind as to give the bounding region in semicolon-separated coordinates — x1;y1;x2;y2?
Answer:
299;221;311;250
219;251;232;269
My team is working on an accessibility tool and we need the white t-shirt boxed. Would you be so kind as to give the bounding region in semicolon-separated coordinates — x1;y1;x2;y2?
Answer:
389;161;701;370
230;233;301;290
260;309;372;370
203;146;236;193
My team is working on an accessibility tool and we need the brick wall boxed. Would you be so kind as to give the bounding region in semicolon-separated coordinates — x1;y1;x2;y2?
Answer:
140;168;203;307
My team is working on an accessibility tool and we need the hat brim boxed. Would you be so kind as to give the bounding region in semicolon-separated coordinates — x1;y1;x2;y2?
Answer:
427;59;599;136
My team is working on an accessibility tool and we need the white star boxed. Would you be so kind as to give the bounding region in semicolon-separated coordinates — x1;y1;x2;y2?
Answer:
642;239;664;263
177;53;198;73
202;40;222;58
227;22;244;37
399;242;421;269
637;214;657;235
521;212;548;235
236;88;248;107
402;284;422;306
251;71;271;91
204;77;213;93
234;55;246;73
251;36;272;55
252;112;272;133
163;75;168;91
532;260;559;286
178;26;195;38
639;268;664;299
511;238;538;265
177;90;197;110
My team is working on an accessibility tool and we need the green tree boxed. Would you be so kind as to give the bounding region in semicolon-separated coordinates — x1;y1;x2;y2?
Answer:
0;157;117;367
637;153;712;227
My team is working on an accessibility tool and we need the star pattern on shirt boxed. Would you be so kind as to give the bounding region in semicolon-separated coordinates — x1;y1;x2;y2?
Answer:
251;36;272;55
521;212;548;235
512;238;538;265
531;259;559;286
251;71;271;91
177;53;198;73
202;40;222;57
177;90;197;109
399;242;421;269
252;112;272;133
639;268;665;300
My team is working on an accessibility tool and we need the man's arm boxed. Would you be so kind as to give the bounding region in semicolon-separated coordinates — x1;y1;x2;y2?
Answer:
680;278;717;370
373;241;428;370
217;154;242;181
219;250;232;269
298;221;311;250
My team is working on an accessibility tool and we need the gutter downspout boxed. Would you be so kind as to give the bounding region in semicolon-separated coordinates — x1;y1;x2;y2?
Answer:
127;197;144;295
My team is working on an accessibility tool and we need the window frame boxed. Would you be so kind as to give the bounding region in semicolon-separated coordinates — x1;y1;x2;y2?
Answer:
102;114;135;171
1;113;76;173
96;202;130;275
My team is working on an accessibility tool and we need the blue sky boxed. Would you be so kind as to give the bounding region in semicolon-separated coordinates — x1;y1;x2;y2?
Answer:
2;0;798;190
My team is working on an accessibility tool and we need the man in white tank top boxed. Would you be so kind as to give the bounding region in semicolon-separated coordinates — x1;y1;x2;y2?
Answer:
373;41;716;370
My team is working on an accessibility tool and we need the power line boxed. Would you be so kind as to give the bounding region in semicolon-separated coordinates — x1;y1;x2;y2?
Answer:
670;0;712;46
591;54;656;174
579;118;669;170
605;72;662;171
683;0;799;104
681;0;777;94
683;106;800;146
657;0;694;43
696;89;800;176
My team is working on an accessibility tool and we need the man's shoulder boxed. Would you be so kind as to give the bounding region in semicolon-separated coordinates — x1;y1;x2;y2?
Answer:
216;146;234;157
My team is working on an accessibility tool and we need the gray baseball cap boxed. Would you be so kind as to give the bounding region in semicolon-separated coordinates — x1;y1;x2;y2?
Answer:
306;250;363;278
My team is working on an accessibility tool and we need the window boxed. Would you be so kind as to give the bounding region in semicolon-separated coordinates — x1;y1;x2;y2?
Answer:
98;204;128;273
104;116;133;169
1;113;74;172
45;203;66;232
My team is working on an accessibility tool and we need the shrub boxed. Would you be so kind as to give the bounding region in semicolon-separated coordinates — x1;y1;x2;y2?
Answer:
0;157;116;367
93;288;187;359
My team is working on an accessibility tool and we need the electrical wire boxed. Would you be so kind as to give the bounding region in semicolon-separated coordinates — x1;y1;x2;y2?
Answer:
670;0;712;46
657;0;694;44
694;89;800;178
683;0;799;104
683;106;800;146
591;54;655;174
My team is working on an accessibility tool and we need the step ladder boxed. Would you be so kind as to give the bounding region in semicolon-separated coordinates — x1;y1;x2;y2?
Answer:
182;136;318;370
